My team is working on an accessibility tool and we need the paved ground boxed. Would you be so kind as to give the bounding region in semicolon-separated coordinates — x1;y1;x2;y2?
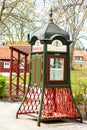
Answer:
0;101;87;130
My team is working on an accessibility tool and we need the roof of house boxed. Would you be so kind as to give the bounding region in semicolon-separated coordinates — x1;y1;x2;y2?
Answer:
0;44;31;60
0;45;10;60
74;50;87;60
9;45;31;55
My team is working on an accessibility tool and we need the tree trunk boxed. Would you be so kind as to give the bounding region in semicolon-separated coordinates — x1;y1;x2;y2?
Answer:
70;41;75;70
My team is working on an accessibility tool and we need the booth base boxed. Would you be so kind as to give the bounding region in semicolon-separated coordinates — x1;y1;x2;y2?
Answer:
16;87;82;124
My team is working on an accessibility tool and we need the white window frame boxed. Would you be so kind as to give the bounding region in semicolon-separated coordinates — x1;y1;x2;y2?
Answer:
19;62;24;69
4;62;10;68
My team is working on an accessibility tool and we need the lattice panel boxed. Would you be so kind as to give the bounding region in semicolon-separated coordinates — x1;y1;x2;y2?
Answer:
17;87;42;114
41;88;79;119
17;87;80;120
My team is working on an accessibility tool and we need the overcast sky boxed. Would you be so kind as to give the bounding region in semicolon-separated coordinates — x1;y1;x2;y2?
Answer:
35;0;87;49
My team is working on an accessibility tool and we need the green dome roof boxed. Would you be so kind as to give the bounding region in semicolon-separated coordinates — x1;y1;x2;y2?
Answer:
32;23;69;39
30;9;71;45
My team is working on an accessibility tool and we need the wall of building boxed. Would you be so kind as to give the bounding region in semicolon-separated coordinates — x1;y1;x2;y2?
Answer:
72;61;87;69
0;60;29;73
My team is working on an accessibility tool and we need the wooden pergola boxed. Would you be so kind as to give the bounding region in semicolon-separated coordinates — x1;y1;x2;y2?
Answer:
8;46;29;101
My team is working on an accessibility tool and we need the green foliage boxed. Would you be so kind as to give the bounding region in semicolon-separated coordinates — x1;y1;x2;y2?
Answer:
74;94;84;105
10;73;29;84
71;69;87;93
0;75;7;97
71;69;87;104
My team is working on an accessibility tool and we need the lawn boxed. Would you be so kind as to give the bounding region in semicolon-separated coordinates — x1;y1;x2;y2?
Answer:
3;69;87;97
70;69;87;95
4;73;29;85
4;69;87;91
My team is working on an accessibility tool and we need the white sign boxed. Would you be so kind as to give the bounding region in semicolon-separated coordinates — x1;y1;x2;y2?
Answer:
48;45;66;52
32;40;43;52
47;40;67;52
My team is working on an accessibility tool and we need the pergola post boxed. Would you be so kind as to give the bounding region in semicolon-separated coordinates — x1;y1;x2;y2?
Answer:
9;46;28;101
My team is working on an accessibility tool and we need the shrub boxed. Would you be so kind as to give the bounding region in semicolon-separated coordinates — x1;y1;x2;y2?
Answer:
0;75;7;97
75;94;84;105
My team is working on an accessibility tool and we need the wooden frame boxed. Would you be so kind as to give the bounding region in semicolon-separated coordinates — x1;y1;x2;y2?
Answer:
46;54;67;84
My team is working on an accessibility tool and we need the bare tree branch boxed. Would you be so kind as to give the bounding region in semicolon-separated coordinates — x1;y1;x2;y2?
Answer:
0;0;6;21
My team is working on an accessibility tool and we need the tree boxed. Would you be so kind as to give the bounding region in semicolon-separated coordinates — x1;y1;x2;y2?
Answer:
0;0;23;42
57;0;87;69
35;0;87;69
0;0;37;43
0;0;87;69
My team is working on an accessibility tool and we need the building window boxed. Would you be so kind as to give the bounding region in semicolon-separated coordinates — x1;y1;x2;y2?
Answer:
19;63;24;69
75;56;83;61
4;62;10;68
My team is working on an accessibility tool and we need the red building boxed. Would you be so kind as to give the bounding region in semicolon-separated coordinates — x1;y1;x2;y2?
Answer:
0;44;30;73
73;50;87;69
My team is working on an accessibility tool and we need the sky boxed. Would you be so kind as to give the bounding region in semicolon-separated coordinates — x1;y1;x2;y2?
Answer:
35;0;87;49
80;22;87;48
35;0;51;16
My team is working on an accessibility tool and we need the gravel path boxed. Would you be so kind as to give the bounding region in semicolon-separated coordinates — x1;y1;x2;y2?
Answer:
0;101;87;130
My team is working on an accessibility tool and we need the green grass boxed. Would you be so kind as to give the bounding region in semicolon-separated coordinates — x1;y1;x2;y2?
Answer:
2;73;30;97
0;69;86;105
2;69;87;97
4;73;29;84
70;69;87;95
71;68;87;75
12;73;29;84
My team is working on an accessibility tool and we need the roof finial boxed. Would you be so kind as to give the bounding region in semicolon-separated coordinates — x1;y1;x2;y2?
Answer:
49;8;53;23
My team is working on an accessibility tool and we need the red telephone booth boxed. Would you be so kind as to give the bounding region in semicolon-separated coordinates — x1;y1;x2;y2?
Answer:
16;9;82;126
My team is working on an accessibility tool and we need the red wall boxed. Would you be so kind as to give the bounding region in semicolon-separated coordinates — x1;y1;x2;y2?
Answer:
0;60;29;73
